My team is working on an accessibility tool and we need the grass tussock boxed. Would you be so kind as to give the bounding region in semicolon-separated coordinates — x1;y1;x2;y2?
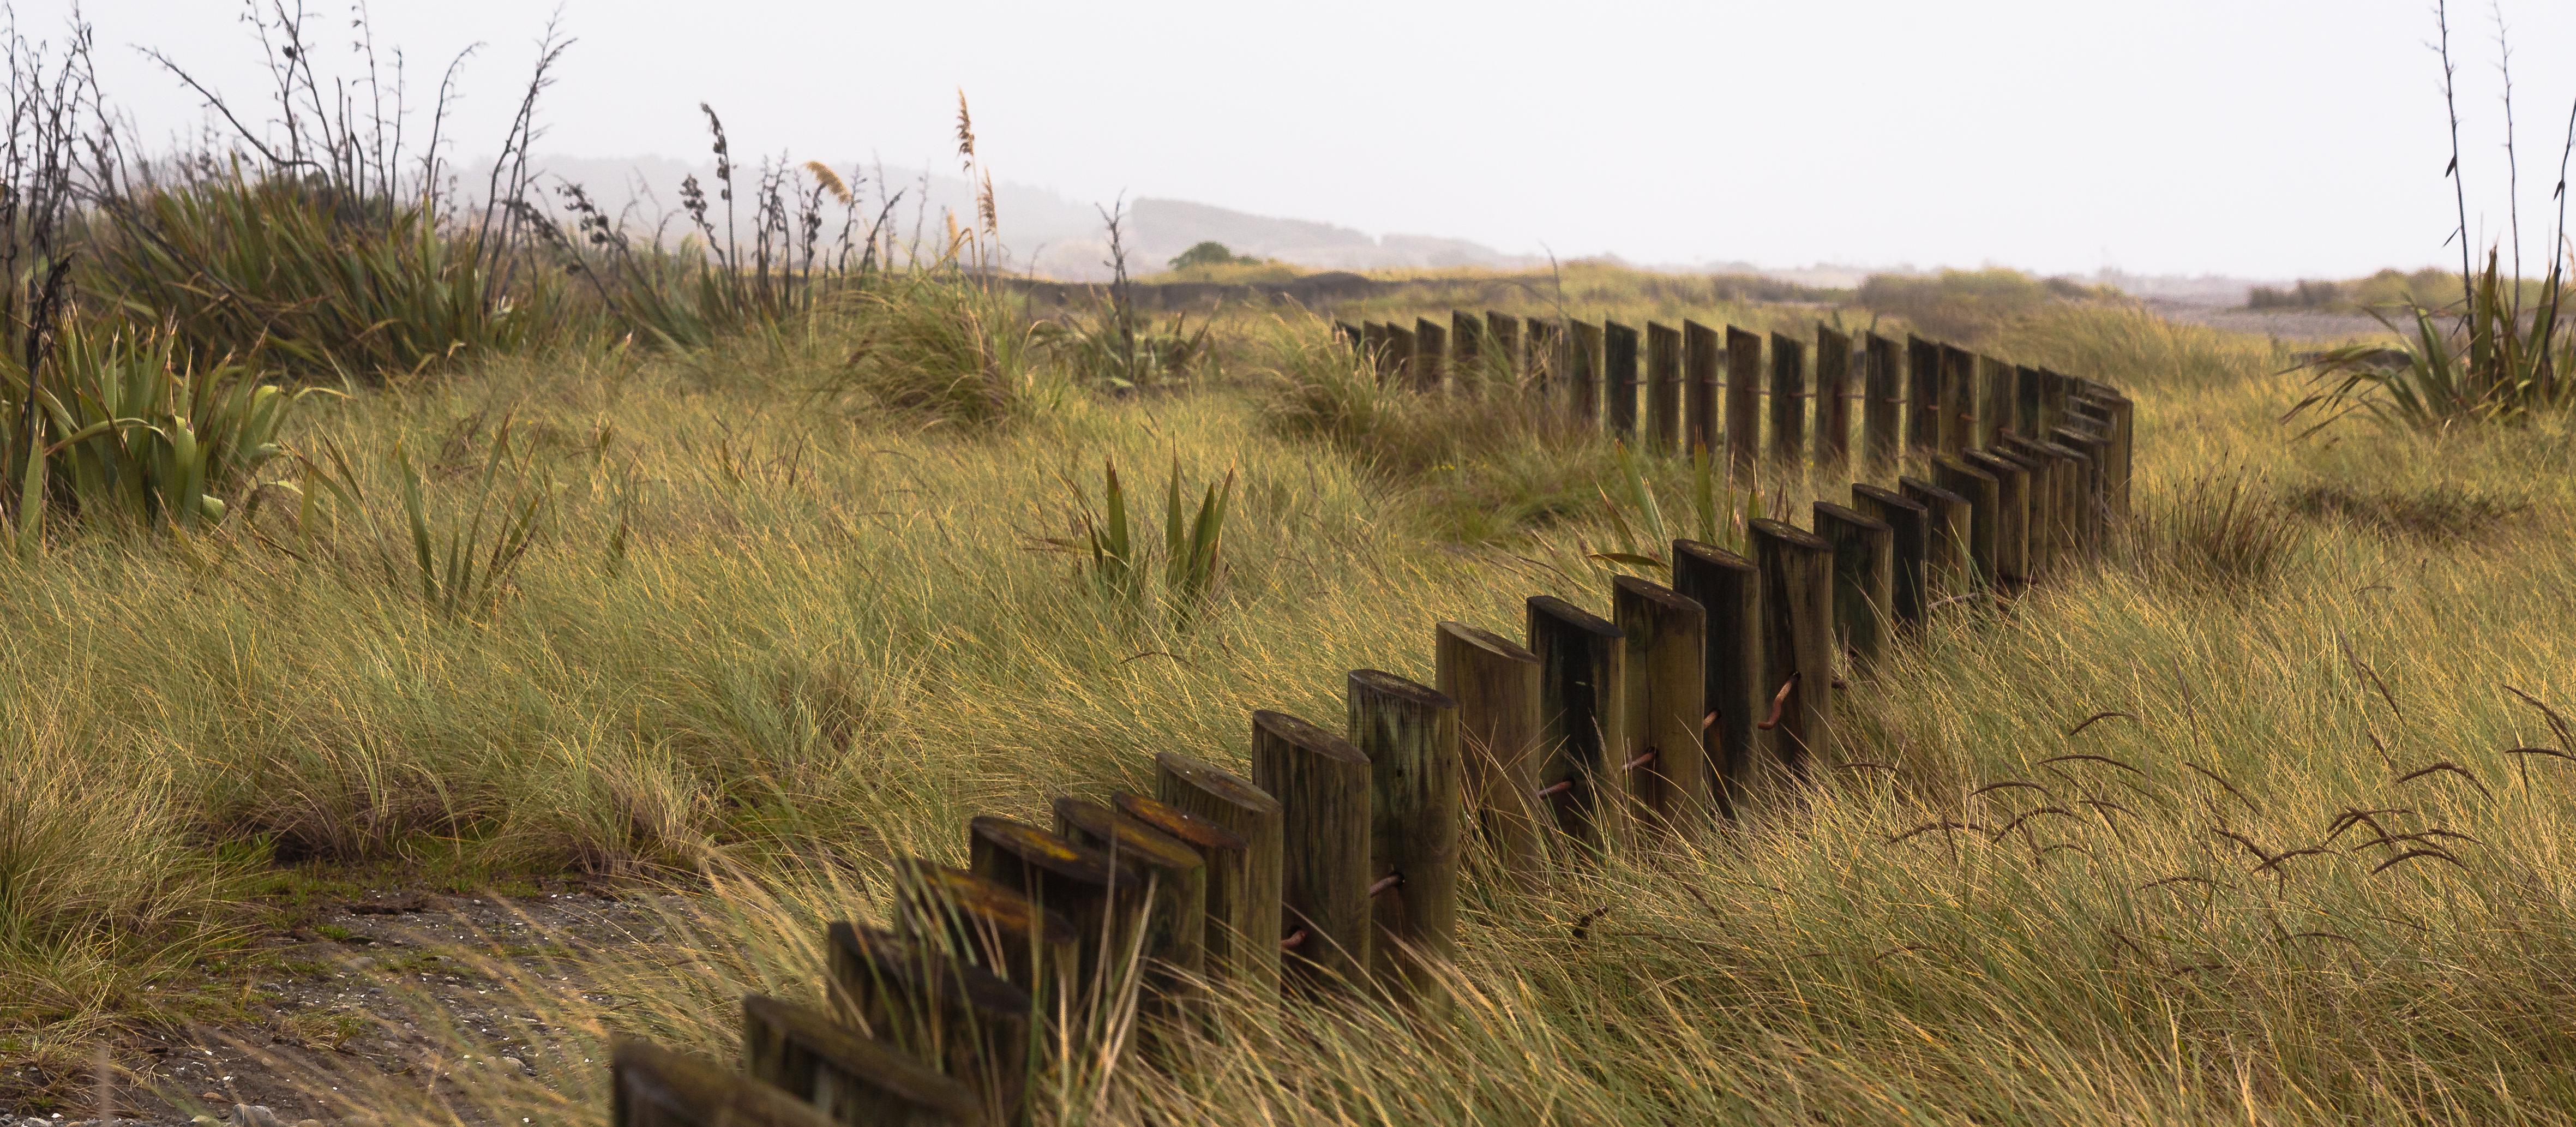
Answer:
2134;469;2306;594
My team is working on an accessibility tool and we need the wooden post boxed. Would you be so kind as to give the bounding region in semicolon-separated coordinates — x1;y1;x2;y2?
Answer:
1485;311;1521;386
1346;670;1460;992
1603;320;1640;439
1387;325;1418;389
1814;326;1851;470
966;817;1136;988
1450;310;1481;392
2040;368;2073;433
1671;539;1760;814
1962;450;2033;591
1863;332;1902;470
1568;320;1603;427
1684;320;1721;456
1646;321;1683;455
1850;484;1930;631
1110;794;1249;987
1769;331;1806;466
888;859;1075;996
1333;321;1361;351
1612;575;1707;830
1899;477;1972;608
1524;318;1559;390
1978;356;2014;448
741;993;982;1127
2077;392;2133;517
1724;327;1762;470
1999;435;2062;580
1933;455;2001;593
2014;364;2044;439
1413;318;1446;392
1052;797;1207;985
1152;752;1282;993
1939;344;1974;454
1905;335;1941;455
1811;502;1893;670
1434;622;1542;882
1361;322;1387;380
1750;519;1834;779
614;1037;840;1127
2051;425;2110;557
822;922;1030;1125
1526;595;1626;848
1250;710;1371;990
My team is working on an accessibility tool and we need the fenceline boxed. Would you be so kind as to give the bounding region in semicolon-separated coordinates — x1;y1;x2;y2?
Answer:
610;309;2140;1126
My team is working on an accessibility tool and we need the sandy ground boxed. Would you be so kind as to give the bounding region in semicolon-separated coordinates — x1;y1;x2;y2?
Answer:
2142;298;2391;343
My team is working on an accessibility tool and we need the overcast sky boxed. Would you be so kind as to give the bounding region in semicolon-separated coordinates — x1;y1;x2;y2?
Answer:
35;0;2576;279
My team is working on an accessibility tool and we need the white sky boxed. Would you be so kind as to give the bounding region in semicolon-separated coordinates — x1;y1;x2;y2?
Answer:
35;0;2576;279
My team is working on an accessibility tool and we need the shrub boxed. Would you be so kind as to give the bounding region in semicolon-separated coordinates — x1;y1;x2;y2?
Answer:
1169;241;1256;271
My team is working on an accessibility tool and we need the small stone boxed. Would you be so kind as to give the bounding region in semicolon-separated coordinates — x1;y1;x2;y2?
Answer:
500;1056;529;1075
200;1094;224;1102
230;1105;281;1127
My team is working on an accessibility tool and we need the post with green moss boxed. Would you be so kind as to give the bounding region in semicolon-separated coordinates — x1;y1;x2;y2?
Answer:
1864;332;1903;470
1251;710;1371;991
1750;519;1835;780
1052;796;1207;989
1725;326;1763;471
1898;477;1971;610
1527;595;1626;848
1346;670;1460;996
1670;540;1760;814
966;816;1134;987
1933;454;2001;594
1811;502;1893;670
1436;622;1543;883
1963;450;2033;592
1613;576;1707;831
1814;326;1852;470
1153;752;1282;993
1112;793;1250;986
1684;320;1721;455
1568;320;1604;428
1647;322;1683;456
1769;331;1807;466
1905;335;1942;455
741;993;981;1127
1604;320;1640;439
1851;484;1930;631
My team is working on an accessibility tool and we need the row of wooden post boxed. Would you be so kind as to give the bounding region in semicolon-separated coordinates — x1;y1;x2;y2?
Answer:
608;344;2139;1127
1334;312;2122;480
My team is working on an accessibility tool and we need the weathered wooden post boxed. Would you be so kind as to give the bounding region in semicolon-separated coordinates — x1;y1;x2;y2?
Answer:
1604;320;1640;439
1361;322;1388;380
1434;621;1542;882
1962;450;2033;592
742;993;983;1127
1251;710;1371;991
1684;320;1721;455
2014;364;2045;439
1525;318;1559;390
1933;455;2001;594
1905;335;1942;455
1346;670;1460;994
614;1037;840;1127
1978;356;2015;447
889;859;1075;995
966;817;1134;988
1451;310;1481;393
1153;752;1282;992
2051;425;2111;557
1811;502;1893;670
1999;435;2063;579
1725;327;1762;470
1750;519;1835;779
1333;321;1362;351
1612;575;1707;830
1814;326;1851;470
1053;797;1207;985
1568;320;1603;428
1110;793;1250;985
2040;368;2074;433
1527;595;1626;848
822;922;1031;1125
1851;484;1931;630
1671;539;1760;814
1899;477;1972;609
1387;324;1419;389
1486;311;1522;385
1939;344;1975;454
1413;317;1446;393
1769;331;1807;466
1646;321;1683;455
1864;332;1904;471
